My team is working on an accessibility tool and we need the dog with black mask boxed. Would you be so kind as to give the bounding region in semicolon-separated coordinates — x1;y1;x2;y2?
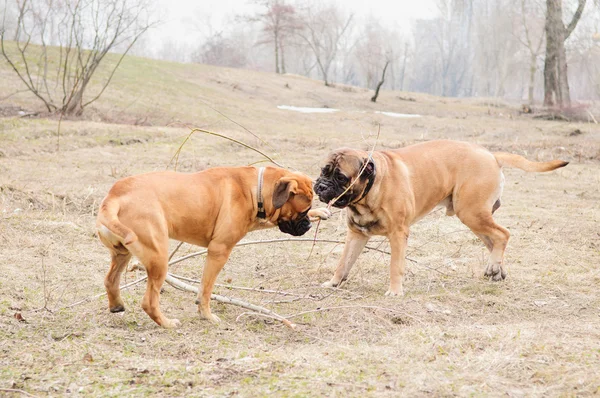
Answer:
278;210;312;236
97;166;330;328
314;141;568;297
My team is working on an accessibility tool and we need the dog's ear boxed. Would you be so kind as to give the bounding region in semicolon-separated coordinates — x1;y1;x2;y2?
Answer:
273;178;298;209
361;158;375;178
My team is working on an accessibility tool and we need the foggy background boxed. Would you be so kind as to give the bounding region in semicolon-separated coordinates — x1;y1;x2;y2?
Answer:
2;0;599;102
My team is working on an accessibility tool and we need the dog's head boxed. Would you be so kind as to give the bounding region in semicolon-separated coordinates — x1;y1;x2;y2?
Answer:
314;148;375;208
272;172;314;236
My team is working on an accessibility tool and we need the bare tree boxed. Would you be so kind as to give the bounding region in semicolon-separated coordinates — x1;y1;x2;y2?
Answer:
370;60;389;102
354;17;403;97
245;0;299;74
412;0;474;96
296;2;353;86
192;31;249;68
518;0;546;105
543;0;586;107
563;7;600;100
0;1;17;40
0;0;155;115
398;42;410;91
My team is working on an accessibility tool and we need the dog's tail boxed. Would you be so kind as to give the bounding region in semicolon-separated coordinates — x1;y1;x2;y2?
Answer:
96;198;138;246
493;152;569;172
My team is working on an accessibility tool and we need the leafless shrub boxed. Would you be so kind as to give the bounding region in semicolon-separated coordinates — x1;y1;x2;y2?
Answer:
0;0;156;116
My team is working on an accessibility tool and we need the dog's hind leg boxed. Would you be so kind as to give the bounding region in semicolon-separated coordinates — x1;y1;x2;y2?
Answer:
104;250;132;313
139;253;181;329
457;210;510;281
128;234;180;328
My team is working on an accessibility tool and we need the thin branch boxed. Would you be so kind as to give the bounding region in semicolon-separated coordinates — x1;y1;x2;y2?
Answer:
168;241;185;261
565;0;587;40
167;237;404;267
0;89;30;101
82;21;158;109
167;128;285;171
169;273;307;298
285;305;422;324
194;97;282;163
0;388;39;398
163;273;296;329
60;275;147;310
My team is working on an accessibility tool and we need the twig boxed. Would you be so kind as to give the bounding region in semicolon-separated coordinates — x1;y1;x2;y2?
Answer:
129;241;184;272
167;128;285;171
163;274;296;329
60;276;147;310
0;388;39;398
169;273;305;297
235;312;292;324
167;237;411;267
0;89;30;101
56;110;64;152
195;97;283;164
285;305;422;324
168;241;185;261
586;110;598;124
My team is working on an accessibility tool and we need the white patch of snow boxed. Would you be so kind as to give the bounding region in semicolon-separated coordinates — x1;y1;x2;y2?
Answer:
375;111;422;118
277;105;339;114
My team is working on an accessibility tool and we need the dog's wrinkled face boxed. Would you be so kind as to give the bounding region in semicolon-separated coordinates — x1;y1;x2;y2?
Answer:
314;149;374;208
272;173;314;236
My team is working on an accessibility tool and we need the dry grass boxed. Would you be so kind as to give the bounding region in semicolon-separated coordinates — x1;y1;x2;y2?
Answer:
1;51;600;396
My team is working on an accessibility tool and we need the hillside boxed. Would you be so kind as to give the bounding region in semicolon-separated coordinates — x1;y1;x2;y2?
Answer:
1;44;600;396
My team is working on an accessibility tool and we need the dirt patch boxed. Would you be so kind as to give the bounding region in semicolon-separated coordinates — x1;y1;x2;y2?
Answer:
1;60;599;396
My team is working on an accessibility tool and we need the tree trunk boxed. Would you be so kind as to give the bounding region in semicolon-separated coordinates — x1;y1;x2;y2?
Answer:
544;0;561;106
400;43;408;91
371;61;390;103
280;40;286;74
64;89;84;116
274;31;280;74
543;0;586;107
557;36;570;105
528;53;536;105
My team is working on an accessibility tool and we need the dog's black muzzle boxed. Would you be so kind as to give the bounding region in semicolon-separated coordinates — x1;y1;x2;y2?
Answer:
314;177;351;208
278;216;312;236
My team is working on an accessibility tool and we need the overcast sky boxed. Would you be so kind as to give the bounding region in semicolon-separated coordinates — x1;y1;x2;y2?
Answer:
148;0;437;55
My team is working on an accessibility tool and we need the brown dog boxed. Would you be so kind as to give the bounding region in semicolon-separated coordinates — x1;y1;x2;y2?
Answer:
314;140;568;295
97;166;328;328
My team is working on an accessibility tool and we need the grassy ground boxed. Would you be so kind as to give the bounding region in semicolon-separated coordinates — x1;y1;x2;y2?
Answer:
1;46;600;396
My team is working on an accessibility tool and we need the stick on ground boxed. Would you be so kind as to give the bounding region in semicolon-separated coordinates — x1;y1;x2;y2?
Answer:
164;273;296;329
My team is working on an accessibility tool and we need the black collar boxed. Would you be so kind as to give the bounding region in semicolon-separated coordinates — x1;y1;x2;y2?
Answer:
257;167;266;219
353;161;376;204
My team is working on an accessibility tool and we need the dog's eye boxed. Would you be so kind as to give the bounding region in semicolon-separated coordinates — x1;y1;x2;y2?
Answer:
336;172;348;183
298;209;309;218
321;166;331;175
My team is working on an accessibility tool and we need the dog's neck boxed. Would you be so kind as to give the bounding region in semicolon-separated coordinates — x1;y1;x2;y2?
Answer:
255;167;281;224
352;160;377;205
256;167;267;219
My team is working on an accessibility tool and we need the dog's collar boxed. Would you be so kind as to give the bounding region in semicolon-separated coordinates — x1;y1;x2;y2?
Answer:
353;160;376;204
257;167;266;219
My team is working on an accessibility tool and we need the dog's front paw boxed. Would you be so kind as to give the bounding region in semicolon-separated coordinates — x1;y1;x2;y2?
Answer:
321;279;339;288
109;304;125;313
200;312;221;324
309;207;332;221
384;287;404;297
162;318;181;329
